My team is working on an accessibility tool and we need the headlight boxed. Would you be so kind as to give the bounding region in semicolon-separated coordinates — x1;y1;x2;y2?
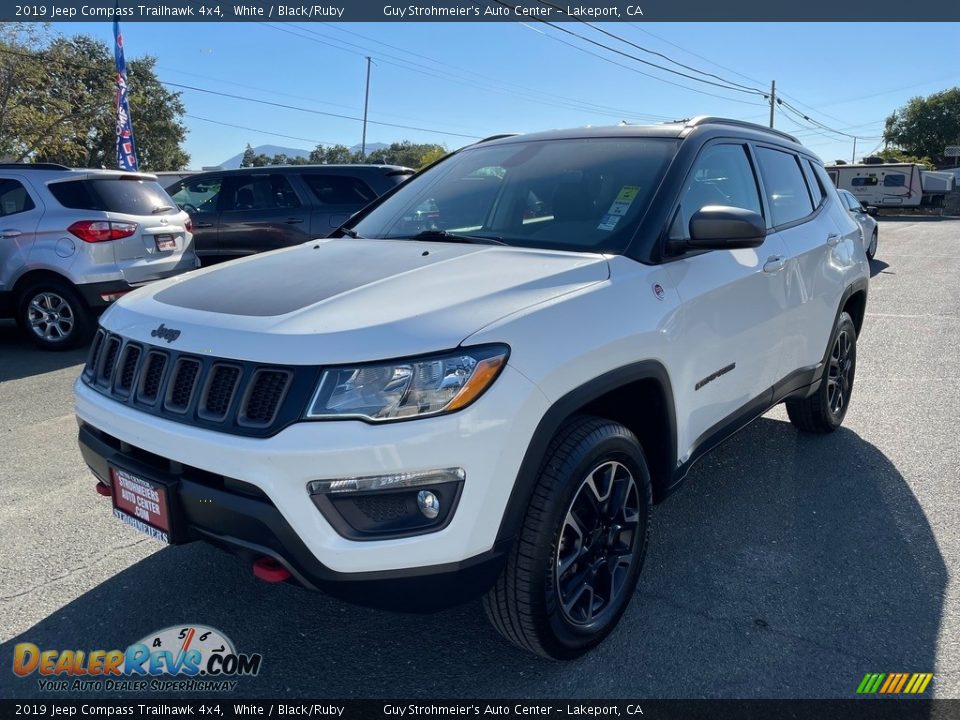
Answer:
304;344;509;421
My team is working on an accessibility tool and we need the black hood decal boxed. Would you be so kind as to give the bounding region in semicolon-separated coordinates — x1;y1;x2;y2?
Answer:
154;240;480;317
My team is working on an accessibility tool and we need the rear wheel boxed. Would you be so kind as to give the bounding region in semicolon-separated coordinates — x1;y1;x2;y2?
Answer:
866;229;878;260
17;278;93;351
483;415;652;659
786;311;857;433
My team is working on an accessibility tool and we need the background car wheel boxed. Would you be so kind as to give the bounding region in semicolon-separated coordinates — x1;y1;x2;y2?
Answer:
786;311;857;434
483;415;652;660
867;229;878;260
17;279;93;351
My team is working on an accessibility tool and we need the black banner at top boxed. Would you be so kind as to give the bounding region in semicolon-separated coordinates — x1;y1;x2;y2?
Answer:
4;0;960;22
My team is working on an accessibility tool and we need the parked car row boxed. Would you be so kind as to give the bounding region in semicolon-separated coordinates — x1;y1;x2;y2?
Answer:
0;162;415;349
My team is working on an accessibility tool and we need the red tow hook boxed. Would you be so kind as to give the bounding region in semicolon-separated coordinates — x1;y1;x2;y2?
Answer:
252;556;291;583
95;482;112;497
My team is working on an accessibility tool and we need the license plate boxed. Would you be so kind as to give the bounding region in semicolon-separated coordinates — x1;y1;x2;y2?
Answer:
110;467;172;544
155;234;176;251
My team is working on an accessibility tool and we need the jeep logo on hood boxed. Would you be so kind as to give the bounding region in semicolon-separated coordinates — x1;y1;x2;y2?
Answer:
150;323;181;343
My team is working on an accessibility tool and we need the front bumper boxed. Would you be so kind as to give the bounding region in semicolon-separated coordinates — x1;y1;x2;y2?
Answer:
74;366;549;602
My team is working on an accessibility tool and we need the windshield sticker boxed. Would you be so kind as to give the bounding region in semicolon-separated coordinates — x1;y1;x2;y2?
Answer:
598;185;641;231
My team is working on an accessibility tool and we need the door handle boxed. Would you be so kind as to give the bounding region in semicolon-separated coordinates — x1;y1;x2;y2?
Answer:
763;256;785;273
0;229;22;238
283;218;304;224
194;222;214;228
826;233;841;247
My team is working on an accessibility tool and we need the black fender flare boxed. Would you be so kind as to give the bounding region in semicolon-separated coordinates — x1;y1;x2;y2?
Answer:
495;360;677;545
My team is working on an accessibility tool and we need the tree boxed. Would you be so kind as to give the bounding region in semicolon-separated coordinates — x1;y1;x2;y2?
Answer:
240;144;257;168
883;88;960;165
309;143;359;164
0;24;189;169
863;150;934;169
366;141;447;168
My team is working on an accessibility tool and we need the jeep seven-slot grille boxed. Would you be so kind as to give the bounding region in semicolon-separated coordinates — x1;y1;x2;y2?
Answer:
82;329;316;438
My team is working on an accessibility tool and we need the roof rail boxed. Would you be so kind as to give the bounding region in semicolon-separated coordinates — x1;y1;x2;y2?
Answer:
0;162;71;170
475;133;520;144
682;116;799;143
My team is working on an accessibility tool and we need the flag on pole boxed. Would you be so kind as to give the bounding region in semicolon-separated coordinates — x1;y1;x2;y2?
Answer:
113;19;139;171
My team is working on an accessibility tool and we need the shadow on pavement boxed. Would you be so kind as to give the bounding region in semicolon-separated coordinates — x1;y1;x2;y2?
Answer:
0;320;89;382
869;258;891;277
0;417;945;700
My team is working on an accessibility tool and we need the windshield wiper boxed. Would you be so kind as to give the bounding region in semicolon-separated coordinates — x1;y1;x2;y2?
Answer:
338;228;363;239
394;230;507;245
152;205;175;214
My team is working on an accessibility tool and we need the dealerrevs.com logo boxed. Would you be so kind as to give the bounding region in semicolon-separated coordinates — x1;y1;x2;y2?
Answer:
12;625;262;692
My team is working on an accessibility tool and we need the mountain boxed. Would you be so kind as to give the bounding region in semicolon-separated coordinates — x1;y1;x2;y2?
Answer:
218;142;389;169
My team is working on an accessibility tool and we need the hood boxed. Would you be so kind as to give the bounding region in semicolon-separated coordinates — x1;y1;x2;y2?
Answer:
102;238;609;364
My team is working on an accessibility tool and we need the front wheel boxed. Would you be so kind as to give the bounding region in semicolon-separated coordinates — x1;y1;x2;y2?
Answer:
786;311;857;433
17;278;94;351
483;416;652;659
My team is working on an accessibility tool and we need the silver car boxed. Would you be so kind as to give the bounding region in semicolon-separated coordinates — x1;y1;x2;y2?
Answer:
837;188;879;260
0;164;198;350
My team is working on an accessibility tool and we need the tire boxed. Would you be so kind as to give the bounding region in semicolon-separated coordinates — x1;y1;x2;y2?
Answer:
866;229;878;260
16;278;94;351
483;415;653;660
786;311;857;434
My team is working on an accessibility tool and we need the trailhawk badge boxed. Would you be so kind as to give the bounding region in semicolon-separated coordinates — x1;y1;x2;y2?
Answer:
151;323;181;343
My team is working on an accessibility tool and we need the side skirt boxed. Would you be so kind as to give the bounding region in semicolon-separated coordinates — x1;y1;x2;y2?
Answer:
661;364;822;499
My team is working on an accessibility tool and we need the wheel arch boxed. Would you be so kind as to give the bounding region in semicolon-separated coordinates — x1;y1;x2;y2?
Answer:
12;268;83;303
841;279;868;336
495;360;678;545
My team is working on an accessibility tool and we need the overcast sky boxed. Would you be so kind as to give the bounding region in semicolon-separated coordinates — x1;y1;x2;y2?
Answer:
61;21;960;168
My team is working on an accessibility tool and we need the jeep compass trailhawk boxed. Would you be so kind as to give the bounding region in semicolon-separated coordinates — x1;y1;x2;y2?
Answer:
76;118;868;659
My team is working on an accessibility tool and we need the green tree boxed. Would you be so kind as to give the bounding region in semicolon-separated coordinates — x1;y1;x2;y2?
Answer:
366;141;447;168
309;143;359;164
883;88;960;164
240;144;257;168
0;25;189;169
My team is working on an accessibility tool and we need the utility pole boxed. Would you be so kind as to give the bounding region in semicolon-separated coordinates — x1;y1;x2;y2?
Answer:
361;57;372;160
768;80;776;129
851;137;857;165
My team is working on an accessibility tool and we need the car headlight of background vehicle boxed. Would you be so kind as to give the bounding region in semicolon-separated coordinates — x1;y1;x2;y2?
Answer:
304;344;509;421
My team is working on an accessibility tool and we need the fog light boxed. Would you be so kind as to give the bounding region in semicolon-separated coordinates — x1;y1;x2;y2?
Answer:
417;490;440;519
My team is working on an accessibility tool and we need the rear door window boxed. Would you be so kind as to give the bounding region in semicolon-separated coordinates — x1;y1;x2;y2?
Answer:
754;147;815;227
223;174;301;211
48;178;177;215
0;179;36;216
302;174;377;205
801;159;824;207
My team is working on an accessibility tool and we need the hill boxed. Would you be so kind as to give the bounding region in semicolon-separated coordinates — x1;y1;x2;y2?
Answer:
218;142;388;169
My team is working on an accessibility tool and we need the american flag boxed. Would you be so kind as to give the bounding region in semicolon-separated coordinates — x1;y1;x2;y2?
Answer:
114;19;139;171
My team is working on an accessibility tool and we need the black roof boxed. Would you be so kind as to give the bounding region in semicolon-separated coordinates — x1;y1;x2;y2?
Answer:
474;116;807;153
186;164;415;177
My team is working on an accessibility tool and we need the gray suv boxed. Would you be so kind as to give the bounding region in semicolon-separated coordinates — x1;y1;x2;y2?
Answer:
0;164;197;350
165;164;413;261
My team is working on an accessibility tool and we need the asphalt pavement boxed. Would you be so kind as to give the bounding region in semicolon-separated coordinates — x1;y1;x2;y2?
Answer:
1;217;958;699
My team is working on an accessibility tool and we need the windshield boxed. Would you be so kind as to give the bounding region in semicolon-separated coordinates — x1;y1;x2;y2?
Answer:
350;137;679;254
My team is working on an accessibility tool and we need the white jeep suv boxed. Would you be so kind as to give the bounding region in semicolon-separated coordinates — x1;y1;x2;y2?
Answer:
75;118;868;659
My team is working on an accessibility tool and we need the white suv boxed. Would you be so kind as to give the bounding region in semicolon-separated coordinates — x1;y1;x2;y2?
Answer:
0;164;197;350
75;118;868;659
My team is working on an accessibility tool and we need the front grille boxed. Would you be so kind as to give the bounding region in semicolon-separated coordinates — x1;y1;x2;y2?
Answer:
240;369;291;427
82;330;314;438
116;344;141;394
165;358;201;413
200;365;241;421
97;336;121;386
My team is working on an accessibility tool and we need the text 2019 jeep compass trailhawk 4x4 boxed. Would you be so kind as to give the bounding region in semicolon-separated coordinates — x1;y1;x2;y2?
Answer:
76;118;869;659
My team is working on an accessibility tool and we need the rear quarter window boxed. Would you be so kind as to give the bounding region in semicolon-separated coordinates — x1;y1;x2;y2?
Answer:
48;178;178;216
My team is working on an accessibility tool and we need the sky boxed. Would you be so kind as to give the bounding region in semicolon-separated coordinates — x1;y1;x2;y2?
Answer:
55;21;960;168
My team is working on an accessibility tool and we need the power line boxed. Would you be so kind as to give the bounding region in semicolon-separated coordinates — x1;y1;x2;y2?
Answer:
185;115;338;146
0;45;485;141
267;22;676;122
515;22;767;107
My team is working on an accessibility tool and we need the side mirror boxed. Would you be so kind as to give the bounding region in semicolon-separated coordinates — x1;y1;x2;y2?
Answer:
684;205;767;250
864;205;878;217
